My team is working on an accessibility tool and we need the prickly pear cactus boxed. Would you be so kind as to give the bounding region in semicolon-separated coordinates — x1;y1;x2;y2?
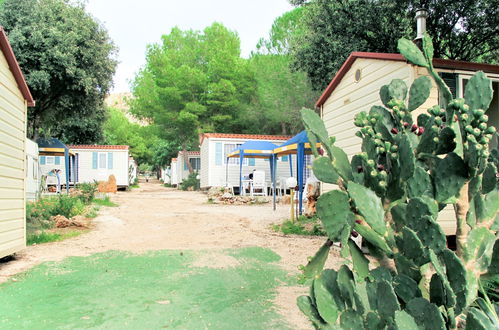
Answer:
298;34;499;329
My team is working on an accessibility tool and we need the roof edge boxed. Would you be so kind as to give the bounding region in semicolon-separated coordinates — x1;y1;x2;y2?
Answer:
315;52;499;107
0;27;35;107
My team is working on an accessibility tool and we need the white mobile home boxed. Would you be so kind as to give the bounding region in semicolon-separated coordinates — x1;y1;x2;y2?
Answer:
199;133;293;190
176;150;201;183
128;156;137;185
38;138;78;190
170;158;178;186
69;145;130;188
26;139;40;201
0;27;35;258
316;52;499;234
160;166;171;184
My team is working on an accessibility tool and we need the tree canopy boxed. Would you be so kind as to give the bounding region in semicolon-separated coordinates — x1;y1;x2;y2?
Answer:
250;7;318;135
130;23;256;158
0;0;117;143
290;0;499;90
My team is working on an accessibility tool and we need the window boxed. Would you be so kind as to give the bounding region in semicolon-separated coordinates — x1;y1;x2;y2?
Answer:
46;156;55;165
99;153;107;169
441;73;499;150
189;157;201;171
224;143;247;165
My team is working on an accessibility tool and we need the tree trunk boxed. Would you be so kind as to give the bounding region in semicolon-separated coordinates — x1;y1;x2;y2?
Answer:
182;147;194;174
281;122;287;135
455;182;470;257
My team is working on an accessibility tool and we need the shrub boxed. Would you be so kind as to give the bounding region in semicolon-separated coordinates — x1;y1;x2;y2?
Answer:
93;196;118;207
297;34;498;329
76;182;98;204
56;195;86;218
273;215;326;236
180;172;200;191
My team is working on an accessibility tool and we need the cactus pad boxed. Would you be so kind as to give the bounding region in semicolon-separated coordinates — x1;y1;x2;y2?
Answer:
434;152;467;203
317;190;355;241
312;156;339;184
464;71;493;111
397;38;429;67
408;76;432;111
348;182;386;235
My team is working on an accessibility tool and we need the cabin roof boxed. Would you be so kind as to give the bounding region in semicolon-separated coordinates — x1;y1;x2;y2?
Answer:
69;145;129;150
0;27;35;106
199;133;292;145
316;52;499;107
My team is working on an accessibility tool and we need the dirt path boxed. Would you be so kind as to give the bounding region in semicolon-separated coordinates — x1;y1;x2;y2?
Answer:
0;182;341;329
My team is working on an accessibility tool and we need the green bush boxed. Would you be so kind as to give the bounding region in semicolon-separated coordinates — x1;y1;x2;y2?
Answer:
76;182;98;204
180;172;200;191
26;195;89;231
273;216;326;236
56;195;86;218
93;196;118;207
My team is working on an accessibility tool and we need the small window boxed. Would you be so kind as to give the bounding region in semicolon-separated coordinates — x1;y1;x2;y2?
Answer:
354;69;361;82
189;157;201;171
99;153;107;169
46;156;55;165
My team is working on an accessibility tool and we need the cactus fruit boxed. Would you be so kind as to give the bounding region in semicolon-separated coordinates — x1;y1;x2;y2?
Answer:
298;33;498;329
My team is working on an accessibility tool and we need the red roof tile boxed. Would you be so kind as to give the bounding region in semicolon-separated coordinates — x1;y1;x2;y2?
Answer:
199;133;292;144
316;52;499;107
179;150;200;156
0;27;35;106
69;145;129;150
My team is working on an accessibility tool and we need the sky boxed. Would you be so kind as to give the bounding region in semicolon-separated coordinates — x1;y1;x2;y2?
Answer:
85;0;294;93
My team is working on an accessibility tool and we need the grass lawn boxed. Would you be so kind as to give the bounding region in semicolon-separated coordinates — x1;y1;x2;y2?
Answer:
0;247;293;329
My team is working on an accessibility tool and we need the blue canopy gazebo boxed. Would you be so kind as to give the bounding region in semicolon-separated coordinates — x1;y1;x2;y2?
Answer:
226;140;278;199
272;131;321;214
36;137;78;193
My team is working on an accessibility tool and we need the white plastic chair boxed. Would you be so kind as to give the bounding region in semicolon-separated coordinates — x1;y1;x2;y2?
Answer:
250;171;267;196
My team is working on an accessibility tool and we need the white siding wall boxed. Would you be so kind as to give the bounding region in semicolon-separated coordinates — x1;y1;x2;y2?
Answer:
73;149;129;187
171;161;178;185
26;139;39;201
0;50;26;258
202;138;293;189
200;140;210;188
323;58;413;158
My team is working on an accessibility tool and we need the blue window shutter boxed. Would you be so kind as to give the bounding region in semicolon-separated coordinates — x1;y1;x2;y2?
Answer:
248;158;255;166
108;153;113;169
215;143;222;166
55;156;61;165
184;159;188;171
282;155;288;162
92;152;98;169
40;156;46;165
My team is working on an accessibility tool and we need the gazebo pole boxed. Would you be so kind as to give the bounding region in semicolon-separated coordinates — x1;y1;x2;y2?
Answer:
297;143;305;215
64;148;70;193
225;156;229;187
289;154;293;177
271;154;276;211
239;152;244;195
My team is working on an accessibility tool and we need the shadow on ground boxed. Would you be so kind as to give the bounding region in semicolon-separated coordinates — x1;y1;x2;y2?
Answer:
0;247;293;329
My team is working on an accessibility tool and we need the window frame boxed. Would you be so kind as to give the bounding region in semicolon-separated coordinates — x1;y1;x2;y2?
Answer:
98;152;107;169
223;143;248;166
